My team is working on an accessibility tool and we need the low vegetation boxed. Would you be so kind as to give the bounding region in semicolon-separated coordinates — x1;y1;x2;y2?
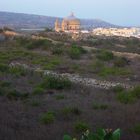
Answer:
68;45;87;59
39;111;55;124
0;32;139;140
130;124;140;135
63;128;121;140
116;86;140;104
61;107;82;117
92;102;108;110
74;121;90;133
39;75;72;90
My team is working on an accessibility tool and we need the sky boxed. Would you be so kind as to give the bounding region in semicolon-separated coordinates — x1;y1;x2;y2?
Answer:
0;0;139;26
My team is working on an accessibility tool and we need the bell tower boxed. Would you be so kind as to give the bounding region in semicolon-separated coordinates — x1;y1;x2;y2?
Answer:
55;19;61;32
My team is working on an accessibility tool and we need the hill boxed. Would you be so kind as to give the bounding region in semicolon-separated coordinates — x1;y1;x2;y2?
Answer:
0;11;119;30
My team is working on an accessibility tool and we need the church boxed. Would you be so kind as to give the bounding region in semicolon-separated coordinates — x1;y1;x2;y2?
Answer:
55;13;81;33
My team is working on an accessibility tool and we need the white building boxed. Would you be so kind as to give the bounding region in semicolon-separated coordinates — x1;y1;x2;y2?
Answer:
92;27;140;38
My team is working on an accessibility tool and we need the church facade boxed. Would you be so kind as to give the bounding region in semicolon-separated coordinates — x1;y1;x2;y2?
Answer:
55;13;81;33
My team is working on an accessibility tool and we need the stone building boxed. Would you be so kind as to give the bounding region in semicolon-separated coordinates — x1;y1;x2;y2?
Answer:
55;13;80;33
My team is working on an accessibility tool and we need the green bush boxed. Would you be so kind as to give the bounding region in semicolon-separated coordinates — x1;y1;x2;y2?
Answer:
68;45;86;59
39;112;55;124
0;81;11;87
114;57;129;67
112;85;125;93
30;100;41;107
117;91;136;104
32;87;45;95
6;89;28;100
43;57;61;70
74;121;89;133
0;87;5;96
130;124;140;135
131;86;140;98
26;39;53;50
98;67;131;77
117;86;140;104
92;103;108;110
40;75;72;90
96;50;114;61
61;107;82;116
0;63;9;73
9;66;27;76
63;128;121;140
52;47;63;55
55;94;65;100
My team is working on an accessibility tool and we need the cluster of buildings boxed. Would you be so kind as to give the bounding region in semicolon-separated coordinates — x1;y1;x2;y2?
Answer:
92;27;140;38
54;13;140;38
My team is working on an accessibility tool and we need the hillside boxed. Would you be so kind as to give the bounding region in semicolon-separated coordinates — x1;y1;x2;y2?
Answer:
0;11;119;30
0;32;140;140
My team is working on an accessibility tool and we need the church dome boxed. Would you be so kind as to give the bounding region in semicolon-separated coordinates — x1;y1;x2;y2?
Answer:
64;13;80;25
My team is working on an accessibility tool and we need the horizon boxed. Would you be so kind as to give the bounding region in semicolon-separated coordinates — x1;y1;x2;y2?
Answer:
0;0;140;27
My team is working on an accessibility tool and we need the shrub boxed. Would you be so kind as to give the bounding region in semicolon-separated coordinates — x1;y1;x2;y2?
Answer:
55;94;65;100
96;50;114;61
117;86;140;104
6;89;29;100
68;45;86;59
9;66;27;76
130;124;140;135
30;100;41;107
117;91;136;104
131;86;140;98
26;39;53;50
32;87;45;95
43;57;61;70
114;57;129;67
0;81;11;87
98;67;131;77
0;87;5;96
61;107;82;116
52;47;63;55
74;121;90;133
40;75;72;90
0;63;9;73
92;103;108;110
92;60;104;73
63;128;121;140
39;112;55;124
112;85;125;93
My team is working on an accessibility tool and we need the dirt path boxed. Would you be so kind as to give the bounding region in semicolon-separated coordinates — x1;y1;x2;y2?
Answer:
82;46;140;59
9;62;133;89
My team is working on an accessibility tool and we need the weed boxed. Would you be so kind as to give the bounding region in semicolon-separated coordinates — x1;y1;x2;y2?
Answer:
0;63;9;73
32;87;45;95
68;45;86;59
112;85;125;93
55;94;65;100
130;124;140;135
39;111;55;124
9;66;27;76
61;107;82;116
74;121;89;133
96;50;114;61
40;75;72;90
92;103;108;110
114;57;129;67
30;100;41;107
6;89;29;100
117;91;136;104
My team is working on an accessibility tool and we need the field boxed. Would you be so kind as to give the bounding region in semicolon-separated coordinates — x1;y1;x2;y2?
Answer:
0;31;140;140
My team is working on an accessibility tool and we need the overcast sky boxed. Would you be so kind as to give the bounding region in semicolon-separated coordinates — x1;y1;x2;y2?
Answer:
0;0;139;26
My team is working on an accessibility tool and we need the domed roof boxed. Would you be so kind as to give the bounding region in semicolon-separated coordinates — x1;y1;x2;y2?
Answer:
63;13;80;25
